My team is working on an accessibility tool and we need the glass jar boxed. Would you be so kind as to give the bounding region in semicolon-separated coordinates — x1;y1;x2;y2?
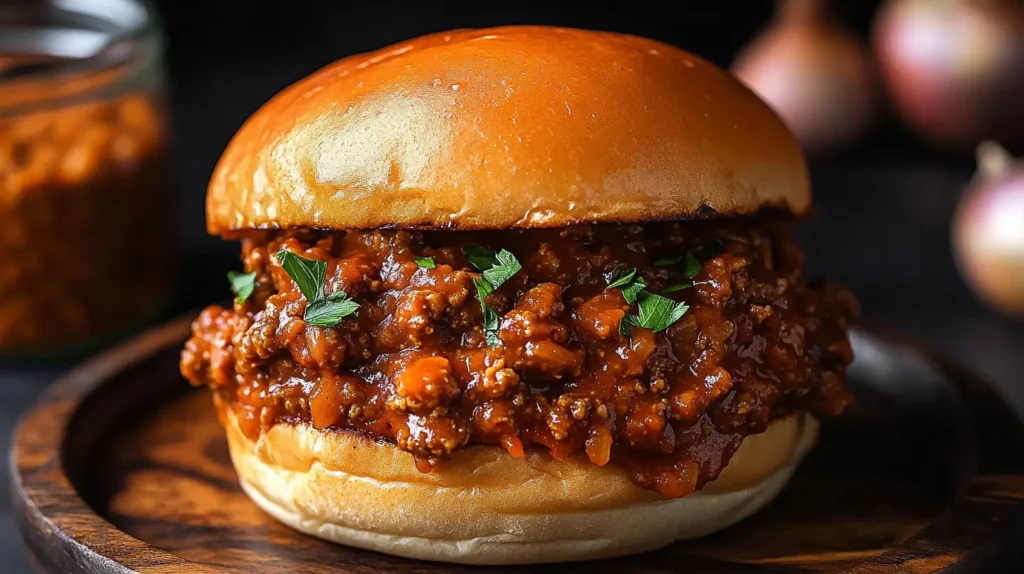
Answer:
0;0;175;357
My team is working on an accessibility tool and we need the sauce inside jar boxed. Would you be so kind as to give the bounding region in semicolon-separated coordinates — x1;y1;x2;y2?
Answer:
0;5;174;355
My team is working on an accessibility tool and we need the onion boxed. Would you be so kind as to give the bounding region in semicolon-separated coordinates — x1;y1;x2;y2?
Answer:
731;0;877;155
873;0;1024;149
952;141;1024;316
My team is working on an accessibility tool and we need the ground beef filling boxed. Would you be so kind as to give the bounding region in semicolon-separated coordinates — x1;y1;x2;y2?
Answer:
180;221;858;498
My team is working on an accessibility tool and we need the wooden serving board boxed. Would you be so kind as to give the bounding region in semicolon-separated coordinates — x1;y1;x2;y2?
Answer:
11;316;1024;573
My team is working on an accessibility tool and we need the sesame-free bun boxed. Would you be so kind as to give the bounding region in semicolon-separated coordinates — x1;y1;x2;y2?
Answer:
207;26;810;234
224;408;818;565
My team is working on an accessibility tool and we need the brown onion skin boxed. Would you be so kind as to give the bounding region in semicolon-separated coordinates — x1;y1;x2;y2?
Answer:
873;0;1024;150
952;142;1024;316
731;0;877;155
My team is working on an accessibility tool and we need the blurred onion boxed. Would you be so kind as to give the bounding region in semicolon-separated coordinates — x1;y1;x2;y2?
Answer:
952;141;1024;316
731;0;877;154
873;0;1024;149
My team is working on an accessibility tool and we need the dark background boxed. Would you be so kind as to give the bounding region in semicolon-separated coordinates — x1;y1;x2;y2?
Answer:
3;0;1023;570
159;0;961;262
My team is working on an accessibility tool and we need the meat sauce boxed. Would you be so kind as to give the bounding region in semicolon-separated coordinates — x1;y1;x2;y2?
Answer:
180;220;858;498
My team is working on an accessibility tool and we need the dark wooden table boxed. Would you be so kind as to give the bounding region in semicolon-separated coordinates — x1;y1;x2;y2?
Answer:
3;163;1023;572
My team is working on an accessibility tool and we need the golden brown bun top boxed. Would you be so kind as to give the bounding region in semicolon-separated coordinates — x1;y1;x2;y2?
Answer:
207;26;810;234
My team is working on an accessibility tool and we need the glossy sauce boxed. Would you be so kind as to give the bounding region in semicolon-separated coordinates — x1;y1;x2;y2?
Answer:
181;221;857;497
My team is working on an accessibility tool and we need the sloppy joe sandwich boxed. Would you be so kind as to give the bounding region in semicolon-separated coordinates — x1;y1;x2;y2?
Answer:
181;25;858;565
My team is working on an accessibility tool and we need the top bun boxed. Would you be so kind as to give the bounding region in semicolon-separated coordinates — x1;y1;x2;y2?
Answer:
207;26;810;234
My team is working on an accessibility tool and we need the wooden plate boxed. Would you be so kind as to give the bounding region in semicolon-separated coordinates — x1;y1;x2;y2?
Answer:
11;315;1024;573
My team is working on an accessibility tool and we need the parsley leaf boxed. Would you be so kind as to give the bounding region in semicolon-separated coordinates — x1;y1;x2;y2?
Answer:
683;251;702;279
483;308;501;346
482;249;522;288
628;292;689;333
474;277;494;299
661;283;692;294
414;256;436;269
606;264;638;289
275;249;359;328
274;250;326;302
463;246;498;272
619;314;633;338
653;255;682;266
464;247;522;347
612;252;696;337
606;264;647;303
304;291;360;326
606;263;647;334
227;271;257;304
474;278;502;346
622;276;647;304
654;249;705;278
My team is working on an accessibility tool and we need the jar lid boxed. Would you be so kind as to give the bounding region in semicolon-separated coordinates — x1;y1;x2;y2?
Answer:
0;0;162;115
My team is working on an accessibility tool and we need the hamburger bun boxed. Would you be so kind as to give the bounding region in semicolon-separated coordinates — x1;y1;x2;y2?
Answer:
206;25;809;234
224;408;818;565
202;25;832;565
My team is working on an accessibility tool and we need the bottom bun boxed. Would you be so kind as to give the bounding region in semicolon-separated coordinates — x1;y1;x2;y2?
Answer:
224;409;818;565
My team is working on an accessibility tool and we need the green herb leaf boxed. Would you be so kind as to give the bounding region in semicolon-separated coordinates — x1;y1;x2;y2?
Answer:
653;254;683;266
464;247;520;348
474;277;494;300
474;278;501;346
304;291;360;327
629;292;689;333
275;250;326;303
661;283;692;294
683;251;702;279
483;308;501;346
481;249;522;288
328;290;351;301
657;245;718;277
622;276;647;304
464;246;521;288
227;271;257;304
275;249;360;327
619;315;632;338
606;264;638;289
414;256;436;269
463;246;498;272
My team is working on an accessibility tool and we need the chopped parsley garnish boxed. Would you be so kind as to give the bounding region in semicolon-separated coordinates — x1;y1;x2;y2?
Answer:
275;250;325;302
649;241;723;298
304;291;361;327
227;271;256;304
462;247;522;285
474;278;502;346
682;251;702;278
463;246;522;347
622;276;647;304
274;250;359;327
655;250;702;277
414;256;436;269
482;249;522;287
606;264;637;289
613;241;726;334
660;283;692;294
606;263;689;337
618;313;633;337
626;291;690;333
464;246;498;272
653;255;682;267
